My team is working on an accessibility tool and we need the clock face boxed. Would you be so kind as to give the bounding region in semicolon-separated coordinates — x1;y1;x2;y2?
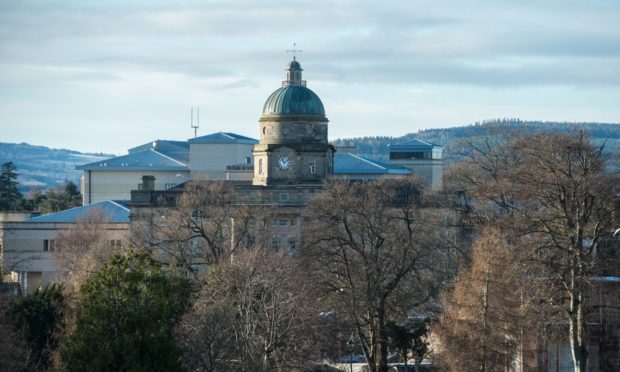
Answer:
277;156;291;170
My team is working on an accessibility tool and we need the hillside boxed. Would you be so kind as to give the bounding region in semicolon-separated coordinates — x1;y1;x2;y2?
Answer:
0;142;113;193
3;120;619;192
332;119;620;167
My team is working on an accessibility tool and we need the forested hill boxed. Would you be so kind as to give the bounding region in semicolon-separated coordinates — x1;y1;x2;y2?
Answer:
331;119;620;165
0;142;113;193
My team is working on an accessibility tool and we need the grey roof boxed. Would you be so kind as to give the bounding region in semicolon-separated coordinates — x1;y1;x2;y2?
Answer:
76;149;189;171
189;132;258;144
28;200;130;223
389;139;442;151
334;153;412;175
128;140;190;163
287;59;302;70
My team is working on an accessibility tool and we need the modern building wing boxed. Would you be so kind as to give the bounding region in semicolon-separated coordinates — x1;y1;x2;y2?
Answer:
388;139;444;189
334;153;411;179
1;201;130;293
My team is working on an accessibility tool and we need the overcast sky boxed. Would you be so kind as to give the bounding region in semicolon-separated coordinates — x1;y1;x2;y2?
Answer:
1;0;619;154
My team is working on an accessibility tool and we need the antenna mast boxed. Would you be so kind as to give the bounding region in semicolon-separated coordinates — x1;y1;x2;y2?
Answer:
190;107;200;138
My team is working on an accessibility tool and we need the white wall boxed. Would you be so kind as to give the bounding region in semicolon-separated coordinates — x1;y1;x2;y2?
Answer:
190;143;253;180
1;221;129;293
82;170;190;205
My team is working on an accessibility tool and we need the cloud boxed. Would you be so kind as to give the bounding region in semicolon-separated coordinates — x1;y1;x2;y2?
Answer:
1;0;618;88
1;0;619;153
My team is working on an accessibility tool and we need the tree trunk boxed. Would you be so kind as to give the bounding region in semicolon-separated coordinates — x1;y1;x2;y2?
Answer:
378;304;389;372
569;291;588;372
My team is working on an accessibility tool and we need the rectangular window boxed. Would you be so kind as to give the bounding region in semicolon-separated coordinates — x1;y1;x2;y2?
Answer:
286;238;296;254
245;157;252;164
190;238;201;255
309;160;316;175
165;183;176;190
278;219;288;226
389;151;431;160
290;219;297;226
107;240;122;250
44;240;56;252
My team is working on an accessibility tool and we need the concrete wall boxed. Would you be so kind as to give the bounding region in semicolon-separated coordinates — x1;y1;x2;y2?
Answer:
389;159;444;189
226;169;253;181
1;221;129;293
190;143;254;180
82;170;189;205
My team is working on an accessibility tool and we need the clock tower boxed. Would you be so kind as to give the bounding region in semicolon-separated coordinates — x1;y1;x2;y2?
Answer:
252;58;334;186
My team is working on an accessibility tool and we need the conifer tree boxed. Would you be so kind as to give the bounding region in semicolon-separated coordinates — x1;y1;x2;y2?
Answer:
61;252;191;371
0;161;23;210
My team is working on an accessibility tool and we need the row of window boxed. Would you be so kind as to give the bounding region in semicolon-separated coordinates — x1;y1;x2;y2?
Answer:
190;213;298;228
271;219;297;227
189;235;296;254
271;237;296;254
43;239;123;252
137;183;177;190
389;151;432;160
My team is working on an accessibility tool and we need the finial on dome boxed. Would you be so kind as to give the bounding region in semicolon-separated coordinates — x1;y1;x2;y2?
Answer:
286;42;302;60
283;44;306;87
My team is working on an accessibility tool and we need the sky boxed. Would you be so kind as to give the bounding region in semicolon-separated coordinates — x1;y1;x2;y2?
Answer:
1;0;619;155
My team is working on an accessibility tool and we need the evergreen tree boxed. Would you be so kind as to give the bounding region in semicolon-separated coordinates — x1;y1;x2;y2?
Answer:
0;161;23;210
61;252;191;371
10;284;65;370
37;181;82;214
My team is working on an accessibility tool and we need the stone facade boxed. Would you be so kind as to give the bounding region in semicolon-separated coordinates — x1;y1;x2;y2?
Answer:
1;220;128;293
252;59;334;187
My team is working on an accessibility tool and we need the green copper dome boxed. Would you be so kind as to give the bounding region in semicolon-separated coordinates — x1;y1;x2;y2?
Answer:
262;85;325;116
262;59;326;117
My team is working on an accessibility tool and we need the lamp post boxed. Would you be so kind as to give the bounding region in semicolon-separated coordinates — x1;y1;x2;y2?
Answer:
347;334;354;372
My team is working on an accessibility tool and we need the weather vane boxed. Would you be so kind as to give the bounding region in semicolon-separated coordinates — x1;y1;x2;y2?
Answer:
286;43;302;60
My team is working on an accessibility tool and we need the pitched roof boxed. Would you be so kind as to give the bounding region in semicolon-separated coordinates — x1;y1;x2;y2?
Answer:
28;200;130;223
128;140;190;163
334;153;411;175
76;149;189;171
388;139;442;151
189;132;258;144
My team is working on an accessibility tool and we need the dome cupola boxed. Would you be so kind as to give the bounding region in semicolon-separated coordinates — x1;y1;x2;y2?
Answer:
252;56;334;187
261;59;326;118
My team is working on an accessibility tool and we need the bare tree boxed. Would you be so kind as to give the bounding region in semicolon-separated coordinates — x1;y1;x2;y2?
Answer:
55;208;128;292
301;178;449;372
447;131;620;371
132;181;276;277
177;250;323;371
